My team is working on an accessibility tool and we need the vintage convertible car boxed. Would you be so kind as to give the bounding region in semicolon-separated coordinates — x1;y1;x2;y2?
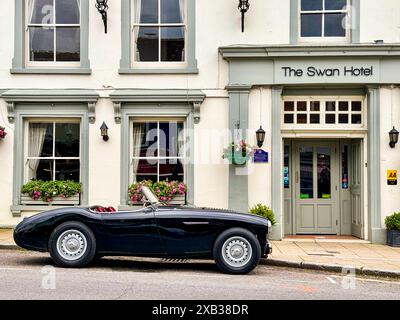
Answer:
14;186;272;274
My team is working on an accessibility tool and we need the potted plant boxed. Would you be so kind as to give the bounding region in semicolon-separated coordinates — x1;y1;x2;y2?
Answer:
0;126;7;140
128;180;187;205
21;180;82;205
249;203;276;226
385;212;400;247
222;140;253;166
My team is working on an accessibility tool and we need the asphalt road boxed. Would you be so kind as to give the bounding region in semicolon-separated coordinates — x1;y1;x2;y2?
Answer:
0;250;400;300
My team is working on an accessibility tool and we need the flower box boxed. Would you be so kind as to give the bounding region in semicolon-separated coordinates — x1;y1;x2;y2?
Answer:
387;230;400;247
129;194;186;206
21;194;80;206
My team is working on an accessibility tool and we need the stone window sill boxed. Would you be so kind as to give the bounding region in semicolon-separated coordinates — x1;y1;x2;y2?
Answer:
10;68;92;75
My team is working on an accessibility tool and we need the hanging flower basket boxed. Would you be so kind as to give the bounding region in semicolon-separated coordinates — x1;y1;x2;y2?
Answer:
223;140;253;166
0;126;7;140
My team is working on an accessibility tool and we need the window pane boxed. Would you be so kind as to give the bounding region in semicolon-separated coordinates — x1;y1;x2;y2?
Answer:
159;122;183;157
352;101;362;111
297;114;307;124
137;0;158;23
159;159;184;182
310;114;320;124
27;159;53;181
31;0;54;24
284;101;294;112
55;0;80;24
135;159;158;183
326;101;336;112
300;147;313;199
351;114;362;124
284;114;294;124
161;0;184;23
324;13;346;37
283;145;290;189
55;123;80;157
161;27;185;62
339;101;348;111
56;160;80;182
325;0;347;10
135;27;159;61
297;101;307;111
301;0;323;11
56;27;80;61
310;101;320;111
29;27;54;61
339;114;349;123
342;145;349;189
325;114;335;124
135;122;158;157
29;123;53;157
301;14;322;37
317;147;331;199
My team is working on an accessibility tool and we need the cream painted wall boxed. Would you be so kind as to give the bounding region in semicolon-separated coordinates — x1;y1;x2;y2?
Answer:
360;0;400;43
380;86;400;226
193;95;229;209
0;100;14;226
248;87;272;210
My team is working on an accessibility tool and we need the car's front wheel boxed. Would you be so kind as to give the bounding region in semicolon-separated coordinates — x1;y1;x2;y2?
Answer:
213;228;261;274
49;221;96;268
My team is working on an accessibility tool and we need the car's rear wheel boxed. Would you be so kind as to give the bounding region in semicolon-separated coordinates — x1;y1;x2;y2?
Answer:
49;221;96;268
213;228;261;274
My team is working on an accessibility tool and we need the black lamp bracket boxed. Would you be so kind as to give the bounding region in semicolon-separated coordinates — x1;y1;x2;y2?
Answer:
96;1;109;34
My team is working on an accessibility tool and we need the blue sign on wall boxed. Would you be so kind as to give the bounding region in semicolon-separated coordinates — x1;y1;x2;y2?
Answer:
253;149;269;163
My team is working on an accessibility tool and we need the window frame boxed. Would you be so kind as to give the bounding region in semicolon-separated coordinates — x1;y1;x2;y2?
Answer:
23;118;82;184
298;0;351;44
282;96;367;130
11;0;90;74
132;0;187;67
119;0;198;74
25;0;81;68
129;118;186;185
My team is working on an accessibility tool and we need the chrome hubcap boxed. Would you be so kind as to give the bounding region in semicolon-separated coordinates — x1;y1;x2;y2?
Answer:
56;230;87;261
222;236;252;268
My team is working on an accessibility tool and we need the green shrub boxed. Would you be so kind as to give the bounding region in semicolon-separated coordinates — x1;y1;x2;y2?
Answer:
21;180;82;202
385;212;400;231
249;204;276;225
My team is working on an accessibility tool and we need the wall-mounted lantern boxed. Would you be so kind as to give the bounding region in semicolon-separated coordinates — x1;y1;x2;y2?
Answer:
96;0;109;33
100;122;109;142
256;126;266;148
389;126;399;148
238;0;250;32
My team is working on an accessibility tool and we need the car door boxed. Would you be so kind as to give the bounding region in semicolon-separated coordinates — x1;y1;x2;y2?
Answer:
155;208;220;256
99;208;165;255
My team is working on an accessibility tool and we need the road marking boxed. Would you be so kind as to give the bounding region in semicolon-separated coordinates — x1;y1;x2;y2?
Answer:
326;276;337;284
329;274;400;285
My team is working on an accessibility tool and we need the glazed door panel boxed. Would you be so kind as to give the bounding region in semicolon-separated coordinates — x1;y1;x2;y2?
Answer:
294;142;339;234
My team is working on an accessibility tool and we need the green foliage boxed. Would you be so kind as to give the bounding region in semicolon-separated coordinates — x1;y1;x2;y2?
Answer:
21;180;82;202
385;212;400;231
249;204;276;225
128;180;187;204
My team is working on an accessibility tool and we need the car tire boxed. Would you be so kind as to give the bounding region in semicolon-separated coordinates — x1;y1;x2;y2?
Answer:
213;228;261;274
48;221;96;268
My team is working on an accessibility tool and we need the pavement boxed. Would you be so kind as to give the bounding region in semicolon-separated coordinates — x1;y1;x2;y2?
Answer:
1;250;400;300
2;228;400;278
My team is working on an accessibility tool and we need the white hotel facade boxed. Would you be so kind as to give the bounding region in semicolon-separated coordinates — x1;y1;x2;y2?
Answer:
1;0;400;243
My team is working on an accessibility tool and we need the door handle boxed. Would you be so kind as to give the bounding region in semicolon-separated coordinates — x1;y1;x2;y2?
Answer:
295;171;299;184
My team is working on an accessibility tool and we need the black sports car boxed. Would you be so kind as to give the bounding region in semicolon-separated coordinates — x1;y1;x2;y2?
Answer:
14;186;272;274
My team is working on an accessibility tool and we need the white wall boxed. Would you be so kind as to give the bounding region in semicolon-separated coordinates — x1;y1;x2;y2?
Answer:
380;86;400;226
